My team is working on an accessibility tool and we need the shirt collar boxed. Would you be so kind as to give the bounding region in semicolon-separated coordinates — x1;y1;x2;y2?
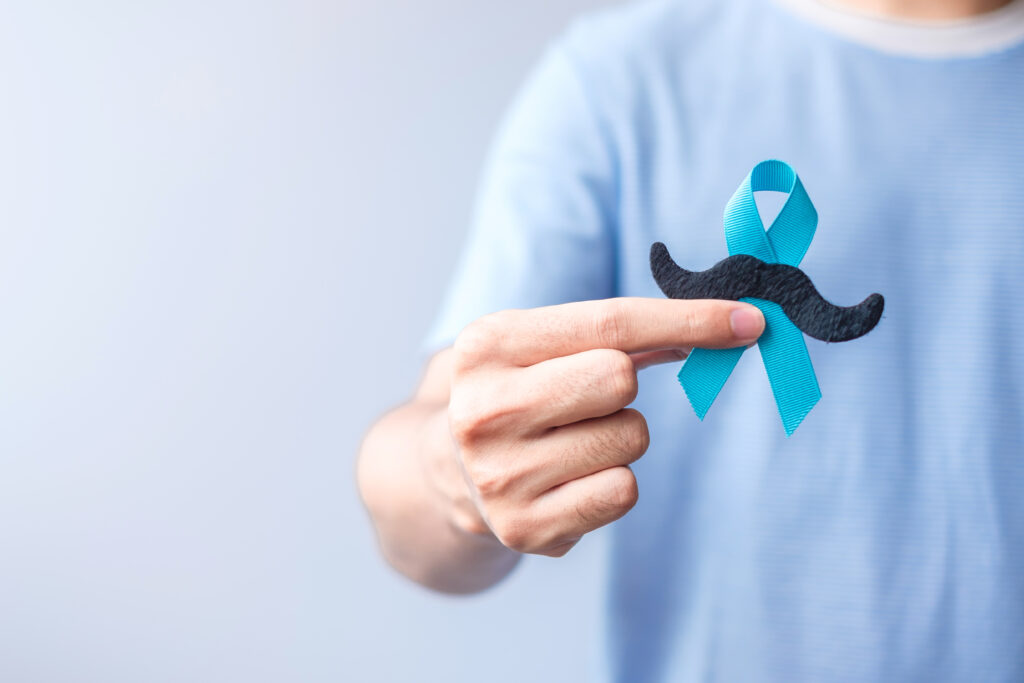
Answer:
772;0;1024;58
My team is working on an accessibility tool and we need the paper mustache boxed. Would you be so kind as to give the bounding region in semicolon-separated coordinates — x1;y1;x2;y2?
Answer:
650;242;884;343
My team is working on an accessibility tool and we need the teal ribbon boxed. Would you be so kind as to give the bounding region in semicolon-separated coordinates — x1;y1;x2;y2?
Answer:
679;160;821;436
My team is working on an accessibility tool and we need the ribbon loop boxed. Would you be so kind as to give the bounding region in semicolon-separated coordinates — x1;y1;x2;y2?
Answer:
679;160;822;436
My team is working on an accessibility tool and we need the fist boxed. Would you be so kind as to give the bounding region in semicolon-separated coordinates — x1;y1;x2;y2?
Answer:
447;298;764;556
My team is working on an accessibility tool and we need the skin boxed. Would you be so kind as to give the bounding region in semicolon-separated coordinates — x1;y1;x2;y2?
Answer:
829;0;1011;19
356;0;1007;594
357;299;765;593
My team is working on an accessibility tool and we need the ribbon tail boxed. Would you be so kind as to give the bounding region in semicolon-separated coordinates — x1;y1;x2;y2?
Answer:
678;347;745;420
748;298;821;436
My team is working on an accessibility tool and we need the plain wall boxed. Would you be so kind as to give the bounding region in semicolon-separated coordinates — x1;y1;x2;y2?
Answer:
0;1;612;681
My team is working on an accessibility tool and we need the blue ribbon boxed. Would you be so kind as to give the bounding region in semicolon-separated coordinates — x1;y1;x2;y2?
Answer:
679;160;821;436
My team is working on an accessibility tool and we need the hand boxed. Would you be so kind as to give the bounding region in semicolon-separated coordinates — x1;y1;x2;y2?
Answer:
446;297;764;556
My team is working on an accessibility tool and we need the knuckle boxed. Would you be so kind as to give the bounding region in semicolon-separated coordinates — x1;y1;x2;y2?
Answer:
682;302;732;347
491;514;534;553
467;460;512;500
447;397;490;446
617;409;650;459
607;353;639;404
453;312;511;366
448;396;521;449
448;381;518;446
592;300;631;348
590;409;648;464
606;467;639;512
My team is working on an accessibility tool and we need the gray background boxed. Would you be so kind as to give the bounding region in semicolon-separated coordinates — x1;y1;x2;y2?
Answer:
0;1;613;681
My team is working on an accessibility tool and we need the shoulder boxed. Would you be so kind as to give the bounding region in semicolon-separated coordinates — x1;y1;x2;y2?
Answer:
549;0;741;118
557;0;733;73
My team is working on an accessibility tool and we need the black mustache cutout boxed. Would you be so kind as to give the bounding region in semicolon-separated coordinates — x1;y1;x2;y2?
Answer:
650;242;884;343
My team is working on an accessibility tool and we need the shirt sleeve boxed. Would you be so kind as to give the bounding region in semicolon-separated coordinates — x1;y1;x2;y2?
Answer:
422;37;619;353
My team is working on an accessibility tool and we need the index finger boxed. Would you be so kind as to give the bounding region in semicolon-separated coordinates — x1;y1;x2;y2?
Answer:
495;297;765;366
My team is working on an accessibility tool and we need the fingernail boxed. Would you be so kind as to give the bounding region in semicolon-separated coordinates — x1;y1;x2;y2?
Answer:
730;306;765;342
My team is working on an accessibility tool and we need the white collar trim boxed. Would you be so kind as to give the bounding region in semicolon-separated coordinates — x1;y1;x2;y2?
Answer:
772;0;1024;58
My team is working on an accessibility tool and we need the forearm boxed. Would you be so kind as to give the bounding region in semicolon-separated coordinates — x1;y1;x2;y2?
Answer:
356;398;521;594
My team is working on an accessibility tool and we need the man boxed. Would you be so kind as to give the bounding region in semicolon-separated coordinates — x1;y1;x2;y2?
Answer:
358;0;1024;679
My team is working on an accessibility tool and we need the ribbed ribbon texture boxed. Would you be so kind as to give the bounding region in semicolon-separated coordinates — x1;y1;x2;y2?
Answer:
679;160;821;436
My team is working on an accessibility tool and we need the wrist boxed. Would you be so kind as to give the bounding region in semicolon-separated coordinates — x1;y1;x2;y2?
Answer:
417;406;495;540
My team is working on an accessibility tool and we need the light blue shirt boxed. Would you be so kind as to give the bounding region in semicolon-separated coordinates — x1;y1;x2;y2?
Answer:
425;0;1024;680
